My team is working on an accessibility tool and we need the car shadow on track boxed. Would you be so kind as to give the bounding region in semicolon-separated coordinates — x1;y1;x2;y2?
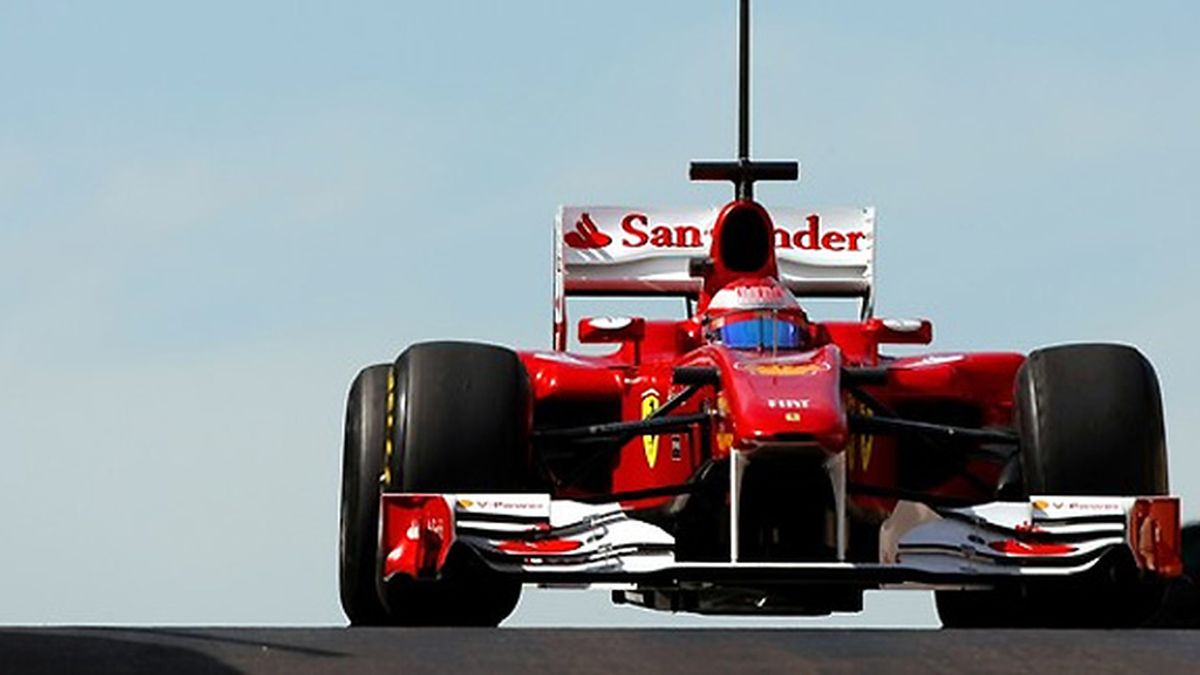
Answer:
0;630;243;675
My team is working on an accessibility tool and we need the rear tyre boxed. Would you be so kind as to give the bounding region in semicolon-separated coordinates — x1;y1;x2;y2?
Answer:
937;343;1169;628
338;364;393;626
382;342;532;626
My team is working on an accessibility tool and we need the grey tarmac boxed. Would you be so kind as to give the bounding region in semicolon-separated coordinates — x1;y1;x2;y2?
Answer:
0;627;1197;675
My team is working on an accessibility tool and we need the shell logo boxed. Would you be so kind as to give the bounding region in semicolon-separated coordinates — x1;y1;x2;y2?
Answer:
744;362;831;377
716;432;734;454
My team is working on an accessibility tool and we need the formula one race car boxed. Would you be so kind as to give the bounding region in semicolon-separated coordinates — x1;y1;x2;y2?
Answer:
338;1;1184;628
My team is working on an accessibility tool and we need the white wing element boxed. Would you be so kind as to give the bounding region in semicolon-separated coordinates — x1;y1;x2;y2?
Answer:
552;206;875;348
556;206;874;297
382;493;1180;587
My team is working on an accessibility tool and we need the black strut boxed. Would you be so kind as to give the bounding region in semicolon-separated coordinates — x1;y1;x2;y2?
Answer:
848;414;1018;446
533;412;710;442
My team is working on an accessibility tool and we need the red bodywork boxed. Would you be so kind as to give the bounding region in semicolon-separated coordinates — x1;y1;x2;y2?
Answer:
521;330;1023;514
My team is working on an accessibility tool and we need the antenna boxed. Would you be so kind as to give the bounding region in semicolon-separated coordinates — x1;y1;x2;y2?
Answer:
737;0;750;162
690;0;799;200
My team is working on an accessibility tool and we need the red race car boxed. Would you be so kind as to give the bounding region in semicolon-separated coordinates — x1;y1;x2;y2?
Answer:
338;1;1183;628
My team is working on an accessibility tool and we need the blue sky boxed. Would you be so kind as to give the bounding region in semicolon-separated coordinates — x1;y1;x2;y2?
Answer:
1;1;1197;625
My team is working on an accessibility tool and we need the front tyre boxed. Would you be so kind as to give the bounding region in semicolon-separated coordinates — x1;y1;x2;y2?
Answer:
1017;343;1167;496
382;342;533;626
938;343;1169;628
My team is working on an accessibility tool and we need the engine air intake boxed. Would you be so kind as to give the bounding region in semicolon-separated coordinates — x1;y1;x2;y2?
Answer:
719;205;772;272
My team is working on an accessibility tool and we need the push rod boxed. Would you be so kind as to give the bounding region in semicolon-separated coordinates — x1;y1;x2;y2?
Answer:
848;414;1019;445
534;412;711;441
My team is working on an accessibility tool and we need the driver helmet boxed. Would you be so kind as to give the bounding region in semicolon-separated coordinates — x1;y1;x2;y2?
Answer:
702;278;810;351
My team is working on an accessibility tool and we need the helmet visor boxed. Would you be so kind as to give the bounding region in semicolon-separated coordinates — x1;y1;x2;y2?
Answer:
715;315;806;350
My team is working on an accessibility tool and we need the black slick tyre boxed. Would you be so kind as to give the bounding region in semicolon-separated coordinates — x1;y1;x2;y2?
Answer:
1016;343;1167;496
938;343;1169;628
382;341;532;626
338;363;392;626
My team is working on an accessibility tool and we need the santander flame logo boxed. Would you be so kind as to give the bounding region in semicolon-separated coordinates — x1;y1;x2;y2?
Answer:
563;213;613;249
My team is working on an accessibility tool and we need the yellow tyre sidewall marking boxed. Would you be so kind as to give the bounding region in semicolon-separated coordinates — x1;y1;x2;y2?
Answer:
382;368;395;487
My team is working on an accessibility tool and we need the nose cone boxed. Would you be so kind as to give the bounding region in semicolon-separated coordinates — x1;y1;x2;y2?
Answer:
720;344;848;452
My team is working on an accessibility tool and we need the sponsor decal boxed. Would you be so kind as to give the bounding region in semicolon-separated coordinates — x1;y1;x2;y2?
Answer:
733;284;788;304
845;397;874;472
716;431;734;454
566;211;868;253
563;212;613;249
739;362;831;377
455;498;544;512
1032;498;1122;513
713;394;734;454
671;434;682;461
619;212;707;248
1065;502;1120;512
707;282;799;311
767;398;810;410
771;214;868;252
641;389;661;468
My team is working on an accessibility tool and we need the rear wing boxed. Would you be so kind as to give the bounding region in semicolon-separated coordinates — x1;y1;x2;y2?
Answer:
553;206;875;349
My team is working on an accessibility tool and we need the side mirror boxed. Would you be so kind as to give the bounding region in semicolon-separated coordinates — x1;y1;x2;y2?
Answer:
578;316;646;344
868;318;933;345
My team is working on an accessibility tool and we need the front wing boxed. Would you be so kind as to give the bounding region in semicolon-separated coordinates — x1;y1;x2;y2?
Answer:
379;493;1182;590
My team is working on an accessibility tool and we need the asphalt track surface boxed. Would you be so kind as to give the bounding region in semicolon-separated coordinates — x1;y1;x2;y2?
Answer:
1;628;1198;674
